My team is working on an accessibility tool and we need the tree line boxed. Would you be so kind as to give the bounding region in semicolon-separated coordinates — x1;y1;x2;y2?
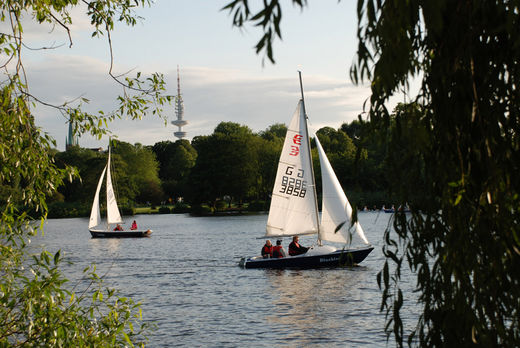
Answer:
44;116;400;217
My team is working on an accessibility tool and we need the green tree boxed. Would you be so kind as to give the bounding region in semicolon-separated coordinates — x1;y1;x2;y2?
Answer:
151;140;197;200
255;124;286;201
112;140;163;204
188;122;259;207
55;147;103;203
316;127;357;180
341;118;389;201
214;121;253;136
1;1;171;345
340;119;364;145
258;123;287;141
225;1;520;346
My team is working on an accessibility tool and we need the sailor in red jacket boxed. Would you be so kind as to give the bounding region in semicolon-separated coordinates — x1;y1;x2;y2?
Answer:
261;240;273;258
289;236;308;256
272;240;287;258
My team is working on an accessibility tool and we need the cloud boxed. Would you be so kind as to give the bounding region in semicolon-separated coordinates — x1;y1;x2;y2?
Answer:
26;55;372;150
4;1;380;151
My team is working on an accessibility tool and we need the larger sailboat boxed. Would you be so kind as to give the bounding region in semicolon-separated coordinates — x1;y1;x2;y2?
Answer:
240;73;373;268
88;145;152;238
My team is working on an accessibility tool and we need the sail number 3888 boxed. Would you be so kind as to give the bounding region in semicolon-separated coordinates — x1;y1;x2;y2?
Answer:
280;166;307;197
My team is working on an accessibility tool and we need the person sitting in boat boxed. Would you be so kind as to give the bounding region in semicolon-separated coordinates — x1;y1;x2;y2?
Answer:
272;240;287;258
289;236;308;256
261;240;273;258
113;224;123;231
130;220;137;230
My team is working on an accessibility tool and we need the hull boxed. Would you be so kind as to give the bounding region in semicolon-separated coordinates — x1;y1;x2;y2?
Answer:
240;246;374;269
89;229;152;238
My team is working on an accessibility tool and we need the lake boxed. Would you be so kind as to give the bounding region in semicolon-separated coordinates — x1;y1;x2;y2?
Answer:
34;212;419;347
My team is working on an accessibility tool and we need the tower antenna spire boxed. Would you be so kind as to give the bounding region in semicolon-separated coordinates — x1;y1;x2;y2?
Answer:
172;65;188;139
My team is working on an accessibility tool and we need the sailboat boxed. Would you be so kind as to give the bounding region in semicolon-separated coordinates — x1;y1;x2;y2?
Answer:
88;145;152;238
240;73;373;268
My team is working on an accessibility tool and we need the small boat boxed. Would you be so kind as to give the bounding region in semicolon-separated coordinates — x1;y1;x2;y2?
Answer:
240;73;373;269
88;144;152;238
383;205;410;213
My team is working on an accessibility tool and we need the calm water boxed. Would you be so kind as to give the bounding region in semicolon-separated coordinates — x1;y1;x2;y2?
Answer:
34;212;419;347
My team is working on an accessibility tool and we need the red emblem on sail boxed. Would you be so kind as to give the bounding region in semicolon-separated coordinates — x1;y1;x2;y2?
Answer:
289;146;299;156
290;134;302;156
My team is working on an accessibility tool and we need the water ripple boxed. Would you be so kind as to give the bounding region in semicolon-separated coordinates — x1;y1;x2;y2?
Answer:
33;213;420;347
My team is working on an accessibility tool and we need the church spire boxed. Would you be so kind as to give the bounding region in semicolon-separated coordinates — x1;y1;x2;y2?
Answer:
65;119;79;150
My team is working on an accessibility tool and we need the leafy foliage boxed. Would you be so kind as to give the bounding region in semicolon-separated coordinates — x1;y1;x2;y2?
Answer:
222;0;306;64
0;88;149;346
54;147;105;204
151;140;197;200
1;0;173;345
152;140;197;184
187;122;259;206
111;140;163;204
352;1;520;346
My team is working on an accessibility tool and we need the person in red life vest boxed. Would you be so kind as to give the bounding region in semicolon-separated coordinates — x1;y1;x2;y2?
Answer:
130;220;138;230
113;224;123;231
261;240;273;258
272;239;287;258
289;236;308;256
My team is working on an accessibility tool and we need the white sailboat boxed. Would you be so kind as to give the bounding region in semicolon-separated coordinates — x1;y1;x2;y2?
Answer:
241;73;373;268
88;145;152;238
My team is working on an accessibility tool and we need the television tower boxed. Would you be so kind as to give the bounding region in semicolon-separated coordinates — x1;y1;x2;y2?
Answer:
171;66;188;139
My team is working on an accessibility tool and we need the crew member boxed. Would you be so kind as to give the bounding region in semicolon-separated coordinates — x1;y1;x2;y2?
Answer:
261;240;273;258
289;236;308;256
272;240;287;258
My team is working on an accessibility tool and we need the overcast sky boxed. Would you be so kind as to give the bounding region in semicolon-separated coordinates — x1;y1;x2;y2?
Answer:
15;0;404;150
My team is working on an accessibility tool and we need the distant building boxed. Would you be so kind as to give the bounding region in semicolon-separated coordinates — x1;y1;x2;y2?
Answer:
171;66;188;140
65;120;79;150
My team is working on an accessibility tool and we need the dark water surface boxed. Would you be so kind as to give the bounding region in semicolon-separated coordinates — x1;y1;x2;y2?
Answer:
35;212;419;347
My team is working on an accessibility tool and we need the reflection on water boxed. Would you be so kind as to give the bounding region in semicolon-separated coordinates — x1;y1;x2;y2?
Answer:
89;237;122;253
31;212;417;347
265;267;385;347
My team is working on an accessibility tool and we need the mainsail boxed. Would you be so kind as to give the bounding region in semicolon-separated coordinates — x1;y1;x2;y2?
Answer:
106;147;123;225
265;100;319;237
315;136;370;245
89;165;107;229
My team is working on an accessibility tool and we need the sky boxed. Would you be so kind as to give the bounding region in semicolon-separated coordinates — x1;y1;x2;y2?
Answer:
15;0;404;150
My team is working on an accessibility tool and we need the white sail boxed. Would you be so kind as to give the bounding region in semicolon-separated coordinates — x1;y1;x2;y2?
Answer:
266;100;319;237
315;136;370;245
89;165;107;228
106;148;123;225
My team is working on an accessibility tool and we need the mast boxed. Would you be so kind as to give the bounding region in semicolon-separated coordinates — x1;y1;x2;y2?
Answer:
106;144;111;231
298;71;322;245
